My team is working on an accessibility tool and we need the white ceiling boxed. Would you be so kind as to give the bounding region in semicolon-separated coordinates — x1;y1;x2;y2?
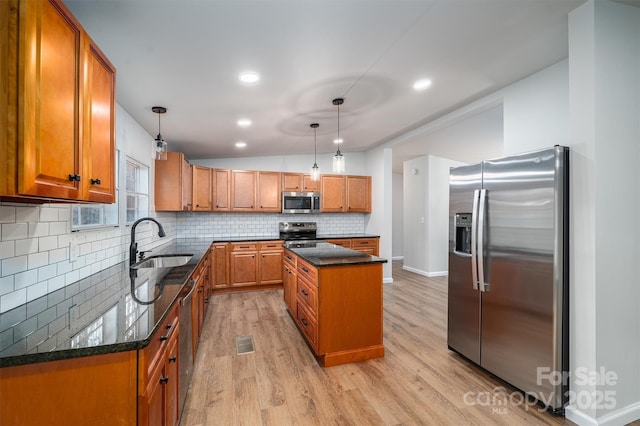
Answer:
65;0;584;170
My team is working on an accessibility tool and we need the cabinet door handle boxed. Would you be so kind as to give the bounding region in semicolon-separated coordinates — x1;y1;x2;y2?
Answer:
68;174;81;182
286;256;293;261
166;323;172;330
160;377;169;384
301;267;309;273
90;178;101;185
160;335;169;341
301;318;308;326
168;356;177;363
301;289;308;296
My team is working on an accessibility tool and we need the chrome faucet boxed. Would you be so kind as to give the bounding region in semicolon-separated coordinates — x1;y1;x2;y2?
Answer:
130;217;166;266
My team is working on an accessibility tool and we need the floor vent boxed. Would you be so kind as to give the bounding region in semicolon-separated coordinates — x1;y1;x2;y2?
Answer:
236;335;255;355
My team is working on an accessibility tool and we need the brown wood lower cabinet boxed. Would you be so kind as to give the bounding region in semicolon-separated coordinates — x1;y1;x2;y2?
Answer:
138;304;180;426
287;249;384;367
215;240;284;291
326;237;379;256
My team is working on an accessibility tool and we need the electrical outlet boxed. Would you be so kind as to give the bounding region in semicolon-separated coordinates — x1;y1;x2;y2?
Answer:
420;217;425;224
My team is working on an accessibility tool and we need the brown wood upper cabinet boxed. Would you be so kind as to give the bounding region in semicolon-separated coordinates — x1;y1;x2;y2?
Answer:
257;171;281;212
1;0;116;203
231;170;256;211
155;152;193;211
321;175;371;213
192;165;212;211
212;169;230;211
282;173;319;192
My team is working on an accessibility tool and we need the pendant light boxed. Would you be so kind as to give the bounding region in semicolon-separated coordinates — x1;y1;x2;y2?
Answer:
310;123;320;181
152;106;167;160
332;98;345;173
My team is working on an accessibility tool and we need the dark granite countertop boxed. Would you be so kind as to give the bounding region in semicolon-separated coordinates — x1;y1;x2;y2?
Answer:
0;238;210;368
286;242;387;268
211;234;379;244
316;233;379;240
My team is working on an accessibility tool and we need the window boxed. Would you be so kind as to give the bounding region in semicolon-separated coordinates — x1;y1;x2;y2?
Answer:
126;157;149;223
71;150;119;230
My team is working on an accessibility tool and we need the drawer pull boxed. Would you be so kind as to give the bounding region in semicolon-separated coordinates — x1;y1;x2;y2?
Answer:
301;289;308;296
301;318;308;326
166;324;172;330
168;356;177;363
240;246;249;248
160;377;169;384
301;267;309;273
286;256;293;261
160;335;169;341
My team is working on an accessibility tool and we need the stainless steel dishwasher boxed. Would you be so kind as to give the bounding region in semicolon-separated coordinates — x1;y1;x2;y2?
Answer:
178;280;195;416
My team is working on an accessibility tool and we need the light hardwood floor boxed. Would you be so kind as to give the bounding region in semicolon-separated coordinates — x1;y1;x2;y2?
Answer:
178;262;616;425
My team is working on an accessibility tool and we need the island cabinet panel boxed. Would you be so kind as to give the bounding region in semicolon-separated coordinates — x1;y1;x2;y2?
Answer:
192;165;212;211
1;0;116;203
327;237;379;256
155;152;193;211
282;252;297;312
320;175;345;212
212;169;230;211
231;170;256;211
0;351;138;425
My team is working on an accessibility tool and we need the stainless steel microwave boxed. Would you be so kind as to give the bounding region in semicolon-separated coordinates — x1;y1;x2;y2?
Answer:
282;192;321;214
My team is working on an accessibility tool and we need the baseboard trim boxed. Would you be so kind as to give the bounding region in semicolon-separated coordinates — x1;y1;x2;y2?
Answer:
565;401;640;426
391;256;404;261
402;265;448;278
383;278;394;284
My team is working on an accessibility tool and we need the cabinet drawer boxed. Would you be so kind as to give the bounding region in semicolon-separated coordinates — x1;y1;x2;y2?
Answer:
296;276;317;317
230;242;258;251
326;239;352;248
283;250;297;268
259;241;283;251
297;258;317;284
296;301;318;349
351;238;377;248
144;305;179;374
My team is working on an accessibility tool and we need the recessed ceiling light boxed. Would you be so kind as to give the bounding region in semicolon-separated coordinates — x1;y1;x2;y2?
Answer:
237;118;252;127
239;71;260;84
413;78;432;91
333;138;343;144
235;142;247;148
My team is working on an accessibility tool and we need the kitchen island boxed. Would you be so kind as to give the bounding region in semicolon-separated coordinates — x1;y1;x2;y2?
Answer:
283;242;387;367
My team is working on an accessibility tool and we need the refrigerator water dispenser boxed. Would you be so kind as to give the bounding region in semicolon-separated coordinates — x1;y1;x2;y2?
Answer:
454;213;473;255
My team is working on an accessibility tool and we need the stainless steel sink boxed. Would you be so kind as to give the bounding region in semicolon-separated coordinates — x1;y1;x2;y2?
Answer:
130;254;193;269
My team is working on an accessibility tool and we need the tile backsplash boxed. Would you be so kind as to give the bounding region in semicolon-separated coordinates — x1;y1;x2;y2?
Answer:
0;203;175;314
176;212;365;238
1;206;364;314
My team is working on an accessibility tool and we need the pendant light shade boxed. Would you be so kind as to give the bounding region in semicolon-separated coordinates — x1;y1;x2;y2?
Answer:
310;123;320;181
152;106;168;160
332;98;345;173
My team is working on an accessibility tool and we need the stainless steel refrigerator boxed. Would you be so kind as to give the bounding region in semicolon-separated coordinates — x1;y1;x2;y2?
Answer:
448;146;569;413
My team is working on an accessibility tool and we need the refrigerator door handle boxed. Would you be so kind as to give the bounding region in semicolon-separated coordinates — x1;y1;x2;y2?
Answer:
470;189;480;290
478;189;488;292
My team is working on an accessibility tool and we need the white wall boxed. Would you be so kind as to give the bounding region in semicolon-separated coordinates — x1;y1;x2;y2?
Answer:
192;151;367;175
502;58;570;155
391;173;404;259
565;2;640;425
402;155;464;277
0;105;175;314
363;147;393;282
